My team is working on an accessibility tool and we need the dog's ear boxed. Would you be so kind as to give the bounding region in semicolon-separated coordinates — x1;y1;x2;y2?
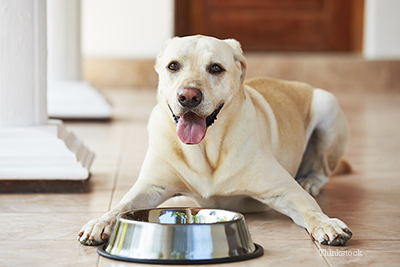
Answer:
224;38;247;81
155;38;174;74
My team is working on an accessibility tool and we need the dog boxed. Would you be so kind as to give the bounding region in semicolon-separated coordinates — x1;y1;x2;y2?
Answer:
78;35;352;246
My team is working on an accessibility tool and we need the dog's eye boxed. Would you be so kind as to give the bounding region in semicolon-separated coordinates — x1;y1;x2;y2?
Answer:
167;61;180;72
208;64;225;75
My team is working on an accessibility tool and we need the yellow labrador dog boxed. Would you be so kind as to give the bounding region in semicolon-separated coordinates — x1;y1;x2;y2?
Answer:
79;35;352;246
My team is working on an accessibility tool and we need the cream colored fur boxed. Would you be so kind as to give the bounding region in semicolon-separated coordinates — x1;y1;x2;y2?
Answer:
78;35;352;246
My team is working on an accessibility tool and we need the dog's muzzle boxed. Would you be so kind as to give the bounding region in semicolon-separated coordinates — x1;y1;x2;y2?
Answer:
168;103;224;128
168;103;224;144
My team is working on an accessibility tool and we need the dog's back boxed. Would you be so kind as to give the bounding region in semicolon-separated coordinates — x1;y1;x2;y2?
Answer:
244;77;314;176
244;77;313;124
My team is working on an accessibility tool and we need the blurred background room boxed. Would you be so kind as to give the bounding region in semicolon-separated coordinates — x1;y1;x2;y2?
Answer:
1;0;399;266
82;0;399;91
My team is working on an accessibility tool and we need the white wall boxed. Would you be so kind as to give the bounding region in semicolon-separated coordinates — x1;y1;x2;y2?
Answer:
81;0;400;60
82;0;174;59
364;0;400;59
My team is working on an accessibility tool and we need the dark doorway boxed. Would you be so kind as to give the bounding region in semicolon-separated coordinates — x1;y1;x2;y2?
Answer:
175;0;364;52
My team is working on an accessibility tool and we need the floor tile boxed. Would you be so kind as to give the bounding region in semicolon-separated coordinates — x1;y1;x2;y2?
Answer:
1;84;400;267
0;191;112;213
245;210;311;241
0;240;99;267
0;212;104;241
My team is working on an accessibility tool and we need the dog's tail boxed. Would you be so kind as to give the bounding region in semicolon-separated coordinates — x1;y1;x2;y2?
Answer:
332;159;352;176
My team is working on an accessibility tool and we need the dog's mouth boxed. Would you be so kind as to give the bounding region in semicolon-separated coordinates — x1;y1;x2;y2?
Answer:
168;104;224;145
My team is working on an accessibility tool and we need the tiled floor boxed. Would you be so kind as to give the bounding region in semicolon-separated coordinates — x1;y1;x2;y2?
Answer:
1;84;399;266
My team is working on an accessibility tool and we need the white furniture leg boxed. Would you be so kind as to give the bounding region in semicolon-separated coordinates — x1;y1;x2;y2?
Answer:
0;0;94;192
47;0;113;120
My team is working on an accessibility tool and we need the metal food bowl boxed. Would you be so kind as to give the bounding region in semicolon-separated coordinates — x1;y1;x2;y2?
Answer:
97;208;263;264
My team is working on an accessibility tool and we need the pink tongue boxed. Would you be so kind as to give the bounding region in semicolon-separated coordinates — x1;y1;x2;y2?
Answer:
176;112;207;144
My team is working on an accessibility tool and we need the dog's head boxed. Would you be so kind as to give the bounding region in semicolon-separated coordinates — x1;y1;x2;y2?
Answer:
155;35;247;145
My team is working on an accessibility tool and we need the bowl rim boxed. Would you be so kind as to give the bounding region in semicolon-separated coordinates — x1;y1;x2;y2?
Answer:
117;207;246;226
98;242;264;265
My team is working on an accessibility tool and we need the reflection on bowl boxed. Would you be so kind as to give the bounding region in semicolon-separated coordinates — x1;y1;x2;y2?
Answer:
98;208;263;264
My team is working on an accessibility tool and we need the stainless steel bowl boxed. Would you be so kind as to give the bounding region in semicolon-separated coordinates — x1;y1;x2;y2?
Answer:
97;208;263;264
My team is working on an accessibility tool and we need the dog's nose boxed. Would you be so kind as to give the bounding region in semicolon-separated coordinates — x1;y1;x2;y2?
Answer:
177;87;202;108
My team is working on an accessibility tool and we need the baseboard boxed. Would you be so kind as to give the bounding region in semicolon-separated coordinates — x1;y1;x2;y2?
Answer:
245;53;400;92
82;58;158;89
82;55;400;91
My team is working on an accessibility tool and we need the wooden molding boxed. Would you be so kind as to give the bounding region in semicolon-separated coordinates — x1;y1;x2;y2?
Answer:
82;58;158;89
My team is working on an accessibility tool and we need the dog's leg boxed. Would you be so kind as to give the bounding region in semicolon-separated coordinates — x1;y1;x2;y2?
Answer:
257;163;352;246
296;89;349;196
78;149;182;246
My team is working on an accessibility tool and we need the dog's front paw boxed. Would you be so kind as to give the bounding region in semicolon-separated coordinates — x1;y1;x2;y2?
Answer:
78;218;115;246
310;218;352;246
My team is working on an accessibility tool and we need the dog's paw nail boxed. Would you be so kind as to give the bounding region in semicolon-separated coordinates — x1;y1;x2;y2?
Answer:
344;228;353;237
333;233;341;239
78;232;83;237
102;233;108;240
324;234;330;242
78;235;88;244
